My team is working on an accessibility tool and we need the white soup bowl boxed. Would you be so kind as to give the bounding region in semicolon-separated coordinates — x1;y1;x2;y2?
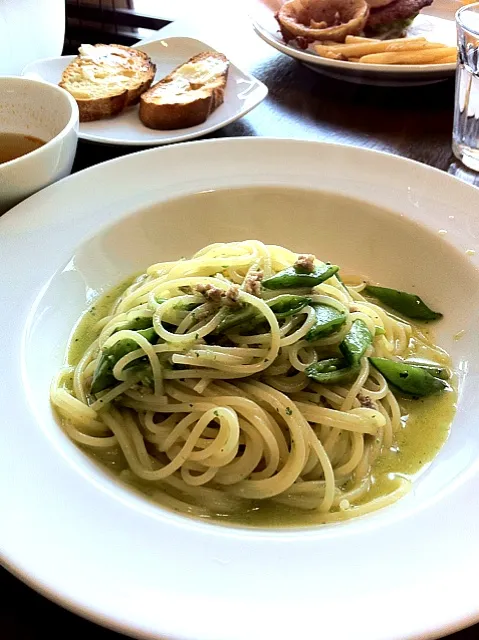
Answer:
0;76;79;215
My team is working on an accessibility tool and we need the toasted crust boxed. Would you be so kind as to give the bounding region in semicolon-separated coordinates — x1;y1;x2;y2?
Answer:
59;44;156;122
139;52;229;130
74;90;128;123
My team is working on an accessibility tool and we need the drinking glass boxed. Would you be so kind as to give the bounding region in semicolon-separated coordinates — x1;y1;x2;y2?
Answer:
453;2;479;171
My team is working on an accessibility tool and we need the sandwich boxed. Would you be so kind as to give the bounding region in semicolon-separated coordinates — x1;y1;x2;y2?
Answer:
276;0;435;45
365;0;434;38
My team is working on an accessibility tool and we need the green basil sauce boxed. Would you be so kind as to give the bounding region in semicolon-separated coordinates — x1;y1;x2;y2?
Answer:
62;284;456;528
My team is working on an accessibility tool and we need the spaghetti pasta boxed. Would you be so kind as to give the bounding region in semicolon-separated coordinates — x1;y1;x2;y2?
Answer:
51;240;453;524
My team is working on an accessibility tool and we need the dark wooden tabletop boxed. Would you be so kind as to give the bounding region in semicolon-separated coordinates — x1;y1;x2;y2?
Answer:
3;7;479;640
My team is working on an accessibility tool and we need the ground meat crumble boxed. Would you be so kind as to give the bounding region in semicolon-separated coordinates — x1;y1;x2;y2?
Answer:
195;283;241;308
196;283;223;303
223;284;240;307
294;254;315;272
357;393;376;410
243;268;264;297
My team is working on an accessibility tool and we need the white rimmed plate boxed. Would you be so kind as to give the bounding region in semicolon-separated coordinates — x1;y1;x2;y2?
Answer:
250;0;457;86
2;138;479;640
21;37;268;146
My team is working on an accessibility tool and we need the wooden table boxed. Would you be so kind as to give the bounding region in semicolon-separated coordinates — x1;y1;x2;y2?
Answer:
3;8;479;640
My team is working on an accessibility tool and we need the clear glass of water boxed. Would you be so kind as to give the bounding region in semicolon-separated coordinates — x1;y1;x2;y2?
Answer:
453;2;479;171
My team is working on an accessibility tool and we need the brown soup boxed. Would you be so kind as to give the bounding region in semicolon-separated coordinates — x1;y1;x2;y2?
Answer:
0;132;46;165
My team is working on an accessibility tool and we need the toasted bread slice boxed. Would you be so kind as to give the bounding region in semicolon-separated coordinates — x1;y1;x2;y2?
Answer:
60;44;156;122
139;52;229;130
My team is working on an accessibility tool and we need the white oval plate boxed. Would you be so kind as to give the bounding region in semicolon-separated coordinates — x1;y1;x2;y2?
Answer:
2;138;479;640
250;0;457;86
22;36;268;146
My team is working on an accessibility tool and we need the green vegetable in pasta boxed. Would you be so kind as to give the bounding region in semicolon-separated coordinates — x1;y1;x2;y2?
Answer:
364;285;442;321
262;263;339;290
51;240;455;528
217;295;311;333
305;358;360;385
268;294;312;318
216;307;258;333
369;357;448;397
118;316;153;332
91;327;157;395
403;361;450;381
306;304;346;341
340;319;372;365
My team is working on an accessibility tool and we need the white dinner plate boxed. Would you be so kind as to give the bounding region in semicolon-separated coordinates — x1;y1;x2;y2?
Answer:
22;37;268;146
2;138;479;640
250;0;458;86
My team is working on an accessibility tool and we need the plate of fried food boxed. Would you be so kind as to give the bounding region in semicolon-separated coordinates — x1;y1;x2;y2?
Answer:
22;37;268;145
250;0;459;85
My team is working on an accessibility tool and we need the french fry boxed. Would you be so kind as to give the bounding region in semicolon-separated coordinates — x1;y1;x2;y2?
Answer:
314;37;433;58
435;54;458;64
359;47;457;65
312;33;457;66
321;50;345;60
423;42;457;49
345;35;380;44
319;40;344;47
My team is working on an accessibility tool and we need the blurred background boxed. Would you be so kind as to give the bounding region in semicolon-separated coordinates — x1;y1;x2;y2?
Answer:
63;0;214;52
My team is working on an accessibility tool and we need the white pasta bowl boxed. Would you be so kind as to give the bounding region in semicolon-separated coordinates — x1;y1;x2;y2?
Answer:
1;138;479;640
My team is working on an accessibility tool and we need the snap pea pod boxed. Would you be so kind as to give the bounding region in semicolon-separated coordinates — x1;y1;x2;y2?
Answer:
216;295;311;333
118;316;153;331
269;294;312;318
306;358;360;385
90;327;157;395
364;285;442;321
155;296;199;312
216;307;258;334
404;360;450;381
262;263;339;290
306;304;347;342
369;357;448;397
340;319;372;365
335;271;350;295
